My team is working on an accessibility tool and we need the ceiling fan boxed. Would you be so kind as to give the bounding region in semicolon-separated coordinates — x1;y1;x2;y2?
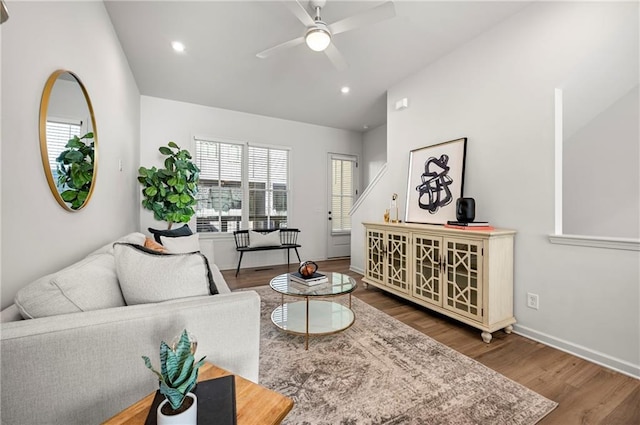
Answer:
256;0;396;71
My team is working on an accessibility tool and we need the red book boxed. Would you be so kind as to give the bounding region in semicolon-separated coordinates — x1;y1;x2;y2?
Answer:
444;224;495;231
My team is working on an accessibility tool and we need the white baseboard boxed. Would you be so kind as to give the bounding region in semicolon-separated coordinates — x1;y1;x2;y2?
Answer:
513;324;640;379
350;265;364;275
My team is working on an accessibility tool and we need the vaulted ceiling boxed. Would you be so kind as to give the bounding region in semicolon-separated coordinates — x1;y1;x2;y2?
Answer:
105;1;531;132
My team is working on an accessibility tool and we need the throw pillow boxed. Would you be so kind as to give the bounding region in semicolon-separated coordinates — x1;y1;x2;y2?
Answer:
148;224;193;244
160;233;200;254
14;253;126;319
248;230;281;248
87;232;146;257
113;243;218;306
144;237;168;253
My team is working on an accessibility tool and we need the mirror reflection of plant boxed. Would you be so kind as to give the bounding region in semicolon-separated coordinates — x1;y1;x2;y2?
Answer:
56;132;95;210
138;142;200;229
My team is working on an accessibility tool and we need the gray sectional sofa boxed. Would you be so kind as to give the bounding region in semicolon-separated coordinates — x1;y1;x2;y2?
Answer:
0;233;261;425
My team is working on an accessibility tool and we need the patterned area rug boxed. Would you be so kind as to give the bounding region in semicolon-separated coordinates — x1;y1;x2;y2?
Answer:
248;285;557;425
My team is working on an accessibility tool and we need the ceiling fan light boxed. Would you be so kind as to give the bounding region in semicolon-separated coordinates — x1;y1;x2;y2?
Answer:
305;28;331;52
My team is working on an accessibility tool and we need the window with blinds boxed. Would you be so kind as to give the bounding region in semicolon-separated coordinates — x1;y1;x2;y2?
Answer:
248;146;289;229
195;140;243;233
331;157;356;233
46;120;82;190
194;138;289;233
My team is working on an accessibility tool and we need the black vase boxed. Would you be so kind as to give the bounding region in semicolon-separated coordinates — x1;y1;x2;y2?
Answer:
456;198;475;223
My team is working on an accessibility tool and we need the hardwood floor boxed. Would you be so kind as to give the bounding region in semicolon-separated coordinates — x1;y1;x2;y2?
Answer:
222;259;640;425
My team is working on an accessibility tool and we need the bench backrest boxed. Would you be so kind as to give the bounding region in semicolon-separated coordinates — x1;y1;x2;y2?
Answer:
233;228;300;249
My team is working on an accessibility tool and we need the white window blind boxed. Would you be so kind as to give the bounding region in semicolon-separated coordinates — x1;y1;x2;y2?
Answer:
195;139;243;233
248;146;289;229
331;157;355;232
45;120;82;189
194;138;289;233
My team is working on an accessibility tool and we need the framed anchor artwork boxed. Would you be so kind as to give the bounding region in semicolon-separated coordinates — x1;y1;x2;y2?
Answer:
405;138;467;224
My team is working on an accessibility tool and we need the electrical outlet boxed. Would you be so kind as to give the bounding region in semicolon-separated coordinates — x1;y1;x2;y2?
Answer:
526;293;539;310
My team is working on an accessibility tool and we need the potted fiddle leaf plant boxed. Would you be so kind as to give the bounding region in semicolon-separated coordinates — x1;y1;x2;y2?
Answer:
138;141;200;229
142;329;206;425
56;132;95;210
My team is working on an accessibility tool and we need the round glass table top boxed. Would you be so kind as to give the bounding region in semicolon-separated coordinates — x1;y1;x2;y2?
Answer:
270;272;357;297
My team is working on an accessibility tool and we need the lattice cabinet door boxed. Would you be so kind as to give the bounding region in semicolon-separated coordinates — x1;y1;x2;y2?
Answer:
365;228;386;284
443;237;484;322
412;234;442;306
385;231;409;294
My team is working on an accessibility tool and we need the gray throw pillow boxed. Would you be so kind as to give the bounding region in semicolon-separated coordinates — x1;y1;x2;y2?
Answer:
160;234;200;253
14;253;126;319
248;230;281;248
113;243;218;306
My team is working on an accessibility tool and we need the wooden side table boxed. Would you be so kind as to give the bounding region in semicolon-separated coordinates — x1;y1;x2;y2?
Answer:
102;362;293;425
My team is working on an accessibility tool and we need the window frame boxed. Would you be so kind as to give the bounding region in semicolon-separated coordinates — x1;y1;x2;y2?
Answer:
45;117;83;192
329;153;358;236
192;135;291;237
550;89;639;251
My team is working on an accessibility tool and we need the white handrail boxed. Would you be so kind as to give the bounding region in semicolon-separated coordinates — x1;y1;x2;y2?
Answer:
350;163;388;216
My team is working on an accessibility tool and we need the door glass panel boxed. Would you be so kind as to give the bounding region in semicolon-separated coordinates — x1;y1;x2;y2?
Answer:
414;236;441;303
331;157;356;232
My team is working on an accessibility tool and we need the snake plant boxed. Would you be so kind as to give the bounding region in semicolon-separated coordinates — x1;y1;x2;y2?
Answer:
142;330;206;411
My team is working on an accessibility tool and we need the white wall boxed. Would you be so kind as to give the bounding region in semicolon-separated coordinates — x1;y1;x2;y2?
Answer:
0;1;140;309
140;96;362;271
352;1;639;377
362;124;387;186
48;79;89;122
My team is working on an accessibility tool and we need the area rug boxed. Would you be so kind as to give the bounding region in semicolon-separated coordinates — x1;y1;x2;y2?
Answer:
244;286;558;425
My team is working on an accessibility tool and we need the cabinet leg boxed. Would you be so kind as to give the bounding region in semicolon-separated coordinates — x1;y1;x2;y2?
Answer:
504;325;513;334
481;331;492;343
362;282;369;289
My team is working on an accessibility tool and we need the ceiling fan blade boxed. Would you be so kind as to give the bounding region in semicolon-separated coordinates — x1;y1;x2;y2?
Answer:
329;1;396;36
324;43;348;71
283;0;315;27
256;36;305;59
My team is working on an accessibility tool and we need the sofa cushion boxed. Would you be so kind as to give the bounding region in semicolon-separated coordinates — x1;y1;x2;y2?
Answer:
0;304;22;322
114;243;218;305
14;253;126;319
148;224;192;244
160;233;200;253
209;263;231;294
248;230;281;248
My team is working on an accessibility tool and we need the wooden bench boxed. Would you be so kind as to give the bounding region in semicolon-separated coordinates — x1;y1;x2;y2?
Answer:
233;228;301;276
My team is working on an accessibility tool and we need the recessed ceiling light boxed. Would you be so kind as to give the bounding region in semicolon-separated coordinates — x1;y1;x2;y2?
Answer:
171;41;185;52
341;86;350;94
363;125;369;130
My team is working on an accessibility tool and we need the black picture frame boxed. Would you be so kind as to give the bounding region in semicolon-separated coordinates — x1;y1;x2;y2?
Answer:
405;138;467;224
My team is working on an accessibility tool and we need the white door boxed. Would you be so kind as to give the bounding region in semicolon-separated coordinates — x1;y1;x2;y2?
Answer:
327;154;358;258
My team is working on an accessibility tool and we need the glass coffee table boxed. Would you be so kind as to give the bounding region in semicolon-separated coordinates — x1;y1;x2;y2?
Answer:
270;272;357;350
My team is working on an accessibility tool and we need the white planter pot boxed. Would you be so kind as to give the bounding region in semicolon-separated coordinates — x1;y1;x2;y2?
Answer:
157;392;197;425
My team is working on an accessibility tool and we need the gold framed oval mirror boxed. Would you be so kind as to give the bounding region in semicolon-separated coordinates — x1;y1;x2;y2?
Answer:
39;70;98;211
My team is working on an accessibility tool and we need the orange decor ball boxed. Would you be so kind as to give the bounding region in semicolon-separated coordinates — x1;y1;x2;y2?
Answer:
298;261;318;277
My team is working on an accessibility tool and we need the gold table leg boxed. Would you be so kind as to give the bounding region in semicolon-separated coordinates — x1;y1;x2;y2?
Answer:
305;296;309;350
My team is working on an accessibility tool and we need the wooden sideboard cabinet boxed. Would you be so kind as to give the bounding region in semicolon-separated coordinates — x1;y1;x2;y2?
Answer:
363;222;516;343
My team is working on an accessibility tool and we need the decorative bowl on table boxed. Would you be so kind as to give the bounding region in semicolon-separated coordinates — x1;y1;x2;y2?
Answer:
298;261;318;277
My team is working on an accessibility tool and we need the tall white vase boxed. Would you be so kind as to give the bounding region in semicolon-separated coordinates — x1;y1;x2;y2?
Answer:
157;392;197;425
